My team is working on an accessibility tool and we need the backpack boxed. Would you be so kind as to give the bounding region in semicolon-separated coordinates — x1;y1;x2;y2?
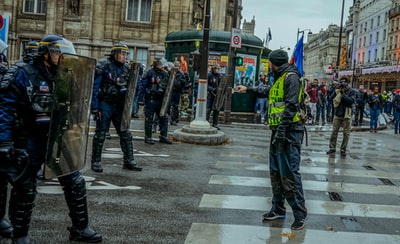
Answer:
285;72;310;124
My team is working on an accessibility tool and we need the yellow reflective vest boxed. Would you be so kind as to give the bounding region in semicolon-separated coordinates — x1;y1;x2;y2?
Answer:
267;72;301;126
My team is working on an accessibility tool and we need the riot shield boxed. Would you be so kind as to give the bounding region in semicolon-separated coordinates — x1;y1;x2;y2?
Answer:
120;63;141;131
44;53;96;179
212;75;229;110
159;68;177;117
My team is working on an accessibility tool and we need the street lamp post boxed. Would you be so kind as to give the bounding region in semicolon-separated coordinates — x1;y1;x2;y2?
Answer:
297;28;312;41
335;0;346;80
279;46;291;50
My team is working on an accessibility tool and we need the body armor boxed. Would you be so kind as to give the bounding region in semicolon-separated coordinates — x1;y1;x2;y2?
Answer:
97;58;129;102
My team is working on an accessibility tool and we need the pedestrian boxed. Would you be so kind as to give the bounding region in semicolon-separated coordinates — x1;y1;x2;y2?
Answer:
367;86;383;133
236;49;308;230
0;34;102;243
207;64;222;130
90;42;142;172
326;81;336;123
306;79;319;125
253;72;269;124
393;89;400;134
316;83;327;125
326;77;356;157
353;84;368;126
141;58;172;144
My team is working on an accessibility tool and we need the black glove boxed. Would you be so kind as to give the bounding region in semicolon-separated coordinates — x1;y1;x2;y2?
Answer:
272;125;288;146
0;140;14;162
91;109;100;121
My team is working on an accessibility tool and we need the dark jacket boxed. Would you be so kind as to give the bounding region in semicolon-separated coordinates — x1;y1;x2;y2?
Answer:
248;63;301;126
332;85;356;118
368;93;384;110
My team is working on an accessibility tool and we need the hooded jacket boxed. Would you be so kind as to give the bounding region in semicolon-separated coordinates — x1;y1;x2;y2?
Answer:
248;63;301;127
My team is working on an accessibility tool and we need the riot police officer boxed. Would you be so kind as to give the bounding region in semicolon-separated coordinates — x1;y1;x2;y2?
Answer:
141;58;172;144
169;61;191;126
0;34;102;243
0;41;40;240
207;64;222;130
90;42;142;172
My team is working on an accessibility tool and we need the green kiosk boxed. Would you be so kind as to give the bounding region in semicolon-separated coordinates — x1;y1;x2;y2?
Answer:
165;30;270;115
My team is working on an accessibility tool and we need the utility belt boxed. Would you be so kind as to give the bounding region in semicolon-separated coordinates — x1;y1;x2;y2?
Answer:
270;122;304;132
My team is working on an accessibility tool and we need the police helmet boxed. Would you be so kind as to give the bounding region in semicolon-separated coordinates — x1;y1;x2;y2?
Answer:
173;60;181;67
38;34;76;56
153;57;164;68
211;64;220;70
24;41;39;56
110;42;129;55
0;39;8;53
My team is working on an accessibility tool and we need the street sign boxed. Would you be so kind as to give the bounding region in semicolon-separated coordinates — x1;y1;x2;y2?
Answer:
230;28;242;48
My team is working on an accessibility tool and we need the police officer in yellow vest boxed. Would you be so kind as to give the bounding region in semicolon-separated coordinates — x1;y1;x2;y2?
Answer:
236;49;307;230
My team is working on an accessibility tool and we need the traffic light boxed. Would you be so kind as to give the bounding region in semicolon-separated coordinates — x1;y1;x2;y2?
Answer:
234;56;243;66
192;53;201;71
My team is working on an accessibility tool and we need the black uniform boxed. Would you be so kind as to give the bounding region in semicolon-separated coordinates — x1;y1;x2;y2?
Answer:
141;62;172;144
206;68;222;129
0;34;102;243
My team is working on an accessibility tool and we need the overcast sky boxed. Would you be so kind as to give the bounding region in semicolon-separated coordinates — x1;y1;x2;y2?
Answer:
241;0;353;56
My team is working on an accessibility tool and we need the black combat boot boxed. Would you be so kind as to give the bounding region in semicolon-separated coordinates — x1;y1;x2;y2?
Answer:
9;184;36;244
212;110;220;130
120;131;142;171
144;118;155;145
63;175;102;243
91;131;105;172
159;135;172;144
0;183;13;238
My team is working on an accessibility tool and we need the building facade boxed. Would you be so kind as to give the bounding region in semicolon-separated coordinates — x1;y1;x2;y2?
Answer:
0;0;242;67
303;24;347;83
340;0;400;91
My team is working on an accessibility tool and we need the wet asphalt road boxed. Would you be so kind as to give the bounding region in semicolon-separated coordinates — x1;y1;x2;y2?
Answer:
2;117;400;244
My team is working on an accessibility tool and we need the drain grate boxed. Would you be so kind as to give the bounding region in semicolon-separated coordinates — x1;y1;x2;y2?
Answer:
363;165;376;170
378;178;395;185
328;192;343;201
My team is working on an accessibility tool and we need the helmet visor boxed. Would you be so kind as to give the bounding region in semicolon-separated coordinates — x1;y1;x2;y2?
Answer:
43;39;76;55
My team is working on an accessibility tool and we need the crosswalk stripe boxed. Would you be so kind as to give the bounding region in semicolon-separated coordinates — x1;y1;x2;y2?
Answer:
184;223;400;244
209;175;400;195
215;161;400;180
199;194;400;219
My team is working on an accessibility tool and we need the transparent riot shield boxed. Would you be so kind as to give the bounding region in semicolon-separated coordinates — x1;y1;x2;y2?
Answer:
160;68;177;117
212;75;229;110
44;53;96;179
120;63;141;131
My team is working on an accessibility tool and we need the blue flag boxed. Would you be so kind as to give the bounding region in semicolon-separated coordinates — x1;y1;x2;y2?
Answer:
290;34;304;77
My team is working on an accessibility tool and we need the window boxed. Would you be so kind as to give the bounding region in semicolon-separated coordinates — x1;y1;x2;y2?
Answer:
369;34;372;45
377;15;380;26
371;19;373;29
363;36;366;46
136;48;148;65
23;0;46;14
359;38;362;48
381;47;385;60
376;31;379;43
126;0;152;22
374;49;377;61
383;29;386;41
